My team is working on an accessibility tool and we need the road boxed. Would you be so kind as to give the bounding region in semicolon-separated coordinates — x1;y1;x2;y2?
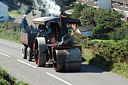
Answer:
0;39;128;85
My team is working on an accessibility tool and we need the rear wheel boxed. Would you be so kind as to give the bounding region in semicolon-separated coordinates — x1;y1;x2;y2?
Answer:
22;45;27;59
35;37;47;67
27;47;33;61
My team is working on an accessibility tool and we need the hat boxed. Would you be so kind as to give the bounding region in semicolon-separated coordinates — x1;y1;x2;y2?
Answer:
23;14;26;17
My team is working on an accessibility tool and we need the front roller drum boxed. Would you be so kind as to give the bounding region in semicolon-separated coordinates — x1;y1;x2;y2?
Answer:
54;49;82;72
35;37;47;67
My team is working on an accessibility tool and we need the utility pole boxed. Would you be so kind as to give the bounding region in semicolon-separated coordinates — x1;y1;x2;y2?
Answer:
110;0;113;13
124;0;126;16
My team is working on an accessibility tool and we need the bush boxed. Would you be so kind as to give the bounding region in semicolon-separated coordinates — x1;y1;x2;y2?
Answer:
0;67;16;85
73;34;128;77
108;23;128;40
72;2;86;19
80;6;96;26
91;9;123;39
0;22;22;43
0;67;29;85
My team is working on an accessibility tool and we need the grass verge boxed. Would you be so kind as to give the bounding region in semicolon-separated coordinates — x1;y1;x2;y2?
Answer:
9;10;23;16
73;34;128;78
0;67;29;85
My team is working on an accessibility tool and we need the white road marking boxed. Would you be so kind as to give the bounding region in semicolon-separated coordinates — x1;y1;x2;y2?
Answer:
17;59;37;68
46;72;72;85
0;52;11;57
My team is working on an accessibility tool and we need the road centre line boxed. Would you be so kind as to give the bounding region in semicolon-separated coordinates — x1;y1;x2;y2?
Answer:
17;59;37;68
0;52;11;57
46;72;72;85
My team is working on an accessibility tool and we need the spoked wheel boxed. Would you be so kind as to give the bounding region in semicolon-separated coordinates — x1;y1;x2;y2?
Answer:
27;47;33;61
35;37;47;67
22;45;28;59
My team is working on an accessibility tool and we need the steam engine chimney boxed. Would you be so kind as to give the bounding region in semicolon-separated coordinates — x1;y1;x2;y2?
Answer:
60;11;67;36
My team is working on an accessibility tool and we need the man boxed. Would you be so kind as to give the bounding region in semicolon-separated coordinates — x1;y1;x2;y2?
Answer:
71;23;81;35
22;14;29;30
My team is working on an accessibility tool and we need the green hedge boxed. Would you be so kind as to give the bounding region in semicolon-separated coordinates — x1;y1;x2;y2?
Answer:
73;34;128;78
0;21;22;43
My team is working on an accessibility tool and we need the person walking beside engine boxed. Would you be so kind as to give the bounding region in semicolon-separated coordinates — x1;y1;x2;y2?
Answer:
22;14;29;31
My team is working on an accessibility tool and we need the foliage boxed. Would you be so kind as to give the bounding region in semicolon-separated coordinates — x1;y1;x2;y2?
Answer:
0;22;22;43
0;67;29;85
9;10;23;16
91;9;124;39
0;67;16;85
107;22;128;40
72;4;124;39
73;34;128;78
112;63;128;78
72;2;87;19
80;6;96;26
108;27;127;40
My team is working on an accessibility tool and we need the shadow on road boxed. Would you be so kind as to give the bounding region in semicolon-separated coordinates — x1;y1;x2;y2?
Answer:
56;64;105;74
31;59;105;73
80;64;105;73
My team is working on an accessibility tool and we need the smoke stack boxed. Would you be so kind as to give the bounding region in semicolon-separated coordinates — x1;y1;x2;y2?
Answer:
60;11;67;36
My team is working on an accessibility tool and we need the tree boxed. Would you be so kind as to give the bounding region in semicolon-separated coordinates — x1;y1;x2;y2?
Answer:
92;9;124;39
80;6;96;26
72;2;88;19
108;22;128;40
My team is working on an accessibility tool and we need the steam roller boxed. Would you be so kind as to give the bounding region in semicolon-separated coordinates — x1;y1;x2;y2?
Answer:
21;11;83;72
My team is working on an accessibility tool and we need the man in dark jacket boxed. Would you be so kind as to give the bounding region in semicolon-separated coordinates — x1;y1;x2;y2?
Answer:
22;14;28;29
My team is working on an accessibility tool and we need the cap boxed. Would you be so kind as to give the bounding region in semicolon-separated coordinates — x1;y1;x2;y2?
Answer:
23;14;26;17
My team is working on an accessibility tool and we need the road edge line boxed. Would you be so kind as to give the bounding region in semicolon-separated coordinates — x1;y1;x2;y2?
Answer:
17;59;36;68
46;72;72;85
0;52;11;57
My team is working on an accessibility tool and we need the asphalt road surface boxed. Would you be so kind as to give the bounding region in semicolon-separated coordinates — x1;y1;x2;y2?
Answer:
0;39;128;85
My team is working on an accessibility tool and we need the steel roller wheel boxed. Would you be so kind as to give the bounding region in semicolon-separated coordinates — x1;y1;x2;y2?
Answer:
54;49;82;72
53;50;67;72
53;63;65;72
35;37;47;67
